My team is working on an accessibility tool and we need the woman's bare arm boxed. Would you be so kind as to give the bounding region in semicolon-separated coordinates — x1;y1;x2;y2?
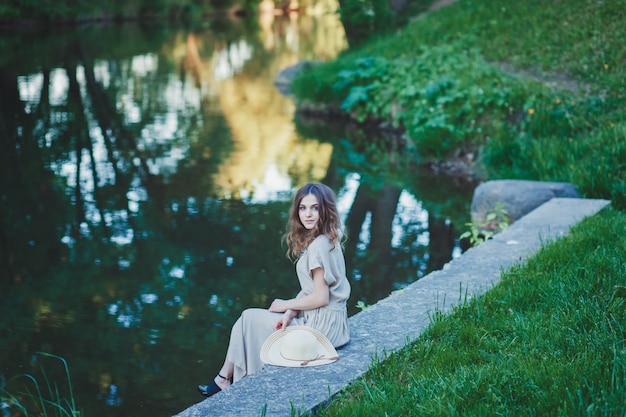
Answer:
269;267;329;313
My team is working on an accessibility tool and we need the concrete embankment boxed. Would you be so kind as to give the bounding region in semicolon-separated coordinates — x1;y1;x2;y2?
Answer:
174;197;610;417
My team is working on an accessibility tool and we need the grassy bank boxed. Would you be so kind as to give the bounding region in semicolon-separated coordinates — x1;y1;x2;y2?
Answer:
316;206;625;416
292;0;625;209
292;0;626;414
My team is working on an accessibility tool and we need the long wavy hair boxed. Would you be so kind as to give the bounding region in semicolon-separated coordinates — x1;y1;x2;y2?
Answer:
283;183;344;261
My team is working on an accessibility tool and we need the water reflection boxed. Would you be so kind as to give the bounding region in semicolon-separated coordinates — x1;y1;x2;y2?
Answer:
0;7;475;417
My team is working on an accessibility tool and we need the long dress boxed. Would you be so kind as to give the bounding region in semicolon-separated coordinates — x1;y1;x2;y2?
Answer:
225;234;351;382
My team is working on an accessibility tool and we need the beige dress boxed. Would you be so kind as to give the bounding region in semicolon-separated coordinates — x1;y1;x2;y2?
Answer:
226;234;351;382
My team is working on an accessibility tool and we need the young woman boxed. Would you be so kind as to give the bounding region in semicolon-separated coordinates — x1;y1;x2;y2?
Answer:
198;183;351;397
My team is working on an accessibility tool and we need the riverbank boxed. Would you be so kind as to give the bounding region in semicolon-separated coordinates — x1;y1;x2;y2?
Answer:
174;198;612;416
286;0;625;414
318;204;624;416
291;0;625;210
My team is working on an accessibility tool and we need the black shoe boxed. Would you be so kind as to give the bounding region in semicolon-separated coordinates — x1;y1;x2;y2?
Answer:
197;381;221;398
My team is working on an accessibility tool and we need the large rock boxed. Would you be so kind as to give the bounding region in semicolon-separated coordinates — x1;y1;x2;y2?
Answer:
471;180;580;225
274;61;319;95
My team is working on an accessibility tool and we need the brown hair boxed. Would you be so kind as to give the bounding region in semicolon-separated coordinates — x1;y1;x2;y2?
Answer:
283;183;344;261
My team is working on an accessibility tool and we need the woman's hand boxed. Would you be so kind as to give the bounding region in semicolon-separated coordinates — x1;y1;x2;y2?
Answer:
273;311;294;331
269;298;289;313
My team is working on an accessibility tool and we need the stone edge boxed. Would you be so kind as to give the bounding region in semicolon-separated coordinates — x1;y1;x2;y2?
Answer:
174;197;611;417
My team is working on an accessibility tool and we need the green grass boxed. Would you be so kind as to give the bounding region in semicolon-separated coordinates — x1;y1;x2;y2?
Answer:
0;352;81;417
293;0;626;209
295;6;626;413
315;207;626;416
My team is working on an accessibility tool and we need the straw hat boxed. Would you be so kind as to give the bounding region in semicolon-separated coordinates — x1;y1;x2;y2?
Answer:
260;326;339;367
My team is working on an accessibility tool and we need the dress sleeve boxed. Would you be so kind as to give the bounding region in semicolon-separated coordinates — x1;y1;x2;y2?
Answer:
307;236;338;286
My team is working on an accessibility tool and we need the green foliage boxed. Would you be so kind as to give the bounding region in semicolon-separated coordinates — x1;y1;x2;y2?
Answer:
356;300;370;311
297;45;532;157
482;112;626;210
337;0;438;47
460;202;509;247
337;0;394;47
317;208;626;416
294;0;626;209
1;352;81;417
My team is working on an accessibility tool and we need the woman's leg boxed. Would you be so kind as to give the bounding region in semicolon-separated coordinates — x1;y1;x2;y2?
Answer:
197;358;234;397
214;360;234;389
226;308;284;382
198;308;281;397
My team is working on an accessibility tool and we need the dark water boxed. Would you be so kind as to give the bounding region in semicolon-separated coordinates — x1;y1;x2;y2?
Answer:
0;9;476;417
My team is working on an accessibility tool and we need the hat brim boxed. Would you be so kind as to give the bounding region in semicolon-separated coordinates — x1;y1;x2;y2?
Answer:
260;326;339;368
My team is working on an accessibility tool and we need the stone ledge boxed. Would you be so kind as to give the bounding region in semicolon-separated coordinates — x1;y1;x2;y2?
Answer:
174;197;611;417
471;179;580;224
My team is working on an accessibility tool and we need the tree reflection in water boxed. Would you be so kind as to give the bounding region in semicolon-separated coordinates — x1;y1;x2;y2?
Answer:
0;10;475;417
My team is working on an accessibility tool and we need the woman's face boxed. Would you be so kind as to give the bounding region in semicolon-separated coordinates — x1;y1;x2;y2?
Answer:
298;193;320;230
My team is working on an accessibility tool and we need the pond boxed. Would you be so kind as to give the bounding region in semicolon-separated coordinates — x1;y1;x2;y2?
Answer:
0;6;476;417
